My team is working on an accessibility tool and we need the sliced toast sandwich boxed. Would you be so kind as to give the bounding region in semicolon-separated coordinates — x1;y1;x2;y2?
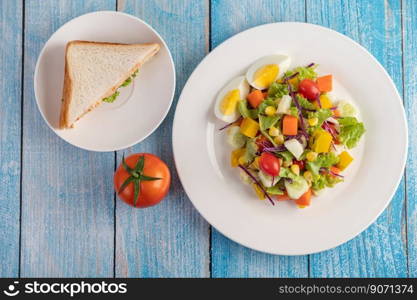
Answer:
59;41;160;128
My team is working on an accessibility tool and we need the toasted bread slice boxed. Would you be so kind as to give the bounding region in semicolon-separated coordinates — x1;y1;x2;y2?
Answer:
59;41;160;128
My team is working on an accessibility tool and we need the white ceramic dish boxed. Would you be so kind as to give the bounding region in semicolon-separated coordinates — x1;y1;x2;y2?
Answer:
173;22;407;255
34;11;175;151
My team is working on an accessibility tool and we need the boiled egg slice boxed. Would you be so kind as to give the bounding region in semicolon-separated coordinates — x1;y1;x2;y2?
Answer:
214;76;249;122
246;54;291;90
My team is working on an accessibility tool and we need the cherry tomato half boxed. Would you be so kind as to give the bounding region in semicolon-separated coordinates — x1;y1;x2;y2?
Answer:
259;152;280;177
298;79;320;100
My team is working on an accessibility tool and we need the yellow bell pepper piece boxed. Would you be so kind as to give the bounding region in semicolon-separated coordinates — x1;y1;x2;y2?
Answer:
337;151;354;171
312;130;332;153
240;117;259;138
288;77;299;90
231;148;246;167
252;183;265;200
238;156;247;165
314;94;333;109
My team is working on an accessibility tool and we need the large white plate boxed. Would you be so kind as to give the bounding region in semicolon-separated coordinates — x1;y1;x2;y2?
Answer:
173;22;407;255
34;11;175;151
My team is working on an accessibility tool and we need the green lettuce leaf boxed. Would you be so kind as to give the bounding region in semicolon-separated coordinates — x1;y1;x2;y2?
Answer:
121;77;132;87
308;109;332;126
259;114;280;131
297;94;316;110
268;82;288;99
238;100;258;119
266;184;284;195
306;152;340;176
312;173;343;191
260;129;277;146
243;139;258;163
284;65;318;81
279;167;298;180
277;151;294;163
288;106;299;117
257;98;277;115
338;117;366;149
102;91;120;103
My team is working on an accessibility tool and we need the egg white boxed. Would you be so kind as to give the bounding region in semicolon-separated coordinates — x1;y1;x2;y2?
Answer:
246;54;291;90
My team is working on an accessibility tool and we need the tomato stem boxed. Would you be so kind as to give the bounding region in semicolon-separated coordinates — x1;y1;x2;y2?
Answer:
119;155;162;207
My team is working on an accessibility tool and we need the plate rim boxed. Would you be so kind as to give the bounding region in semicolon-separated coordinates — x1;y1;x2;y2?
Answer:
34;10;176;152
172;21;408;255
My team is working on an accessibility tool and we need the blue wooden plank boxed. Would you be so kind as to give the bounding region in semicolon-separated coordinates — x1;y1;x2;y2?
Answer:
0;0;22;277
21;0;116;277
306;0;407;277
403;0;417;277
114;0;210;277
210;0;309;278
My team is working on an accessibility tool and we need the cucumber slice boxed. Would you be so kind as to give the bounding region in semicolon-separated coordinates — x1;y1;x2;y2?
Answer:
284;139;304;160
338;101;357;117
277;95;292;114
239;168;256;185
227;126;246;148
258;170;280;188
284;176;309;199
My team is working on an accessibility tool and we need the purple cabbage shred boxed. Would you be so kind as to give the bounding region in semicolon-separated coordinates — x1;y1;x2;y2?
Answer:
289;91;309;140
218;117;242;131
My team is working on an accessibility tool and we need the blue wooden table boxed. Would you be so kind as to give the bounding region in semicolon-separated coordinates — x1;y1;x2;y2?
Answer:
0;0;415;278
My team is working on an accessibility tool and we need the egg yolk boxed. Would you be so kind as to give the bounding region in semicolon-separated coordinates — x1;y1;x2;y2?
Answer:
254;64;279;89
220;89;240;115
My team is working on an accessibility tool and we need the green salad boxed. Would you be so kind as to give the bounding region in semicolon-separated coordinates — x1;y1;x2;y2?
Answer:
215;55;365;208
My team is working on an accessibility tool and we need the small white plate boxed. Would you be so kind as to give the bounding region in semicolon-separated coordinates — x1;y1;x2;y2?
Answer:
34;11;175;151
173;22;407;255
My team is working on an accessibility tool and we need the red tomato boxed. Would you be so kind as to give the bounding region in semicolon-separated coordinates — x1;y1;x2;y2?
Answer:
114;153;171;208
293;160;305;170
259;152;280;177
298;79;320;100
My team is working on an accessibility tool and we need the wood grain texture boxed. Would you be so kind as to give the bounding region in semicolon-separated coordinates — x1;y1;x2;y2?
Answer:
0;0;22;277
403;0;417;277
306;0;407;277
20;0;117;277
210;0;309;278
114;0;210;277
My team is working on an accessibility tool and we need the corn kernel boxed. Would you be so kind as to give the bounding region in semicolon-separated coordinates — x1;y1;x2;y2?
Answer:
283;160;292;168
303;171;313;182
269;126;280;137
265;106;276;116
306;151;318;162
308;117;318;126
274;134;284;145
238;156;246;165
297;205;307;209
291;164;300;176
